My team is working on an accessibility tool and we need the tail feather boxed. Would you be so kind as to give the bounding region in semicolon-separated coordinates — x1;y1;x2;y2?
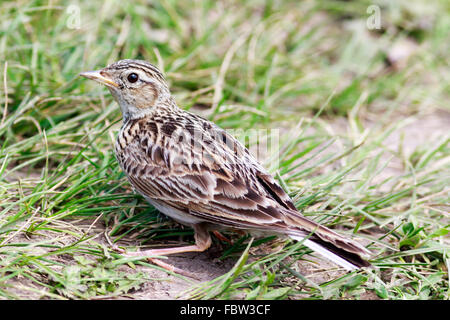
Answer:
290;235;371;271
283;208;371;271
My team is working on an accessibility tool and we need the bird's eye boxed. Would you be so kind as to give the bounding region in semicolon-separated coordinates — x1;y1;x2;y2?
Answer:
127;73;139;83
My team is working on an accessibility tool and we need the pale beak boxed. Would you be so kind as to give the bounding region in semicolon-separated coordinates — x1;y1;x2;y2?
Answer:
79;70;119;88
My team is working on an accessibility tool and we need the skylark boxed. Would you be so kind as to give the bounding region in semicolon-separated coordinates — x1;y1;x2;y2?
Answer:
80;59;370;275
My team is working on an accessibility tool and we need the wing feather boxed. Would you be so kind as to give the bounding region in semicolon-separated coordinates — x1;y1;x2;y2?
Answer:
117;115;293;231
116;113;370;266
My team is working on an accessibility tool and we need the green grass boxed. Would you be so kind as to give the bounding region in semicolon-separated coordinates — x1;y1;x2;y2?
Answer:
0;0;449;299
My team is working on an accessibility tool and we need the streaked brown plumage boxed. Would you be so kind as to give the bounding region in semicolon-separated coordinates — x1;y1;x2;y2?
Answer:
80;59;371;274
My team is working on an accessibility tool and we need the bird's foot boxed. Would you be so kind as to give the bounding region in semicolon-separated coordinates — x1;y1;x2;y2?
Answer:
110;245;200;280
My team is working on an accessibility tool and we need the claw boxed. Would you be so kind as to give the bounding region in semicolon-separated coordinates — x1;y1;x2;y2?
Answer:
113;247;200;279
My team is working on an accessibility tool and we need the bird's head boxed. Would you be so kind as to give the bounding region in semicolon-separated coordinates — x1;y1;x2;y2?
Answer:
80;59;172;120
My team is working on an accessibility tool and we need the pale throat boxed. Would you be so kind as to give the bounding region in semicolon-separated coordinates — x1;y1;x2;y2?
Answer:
108;87;176;121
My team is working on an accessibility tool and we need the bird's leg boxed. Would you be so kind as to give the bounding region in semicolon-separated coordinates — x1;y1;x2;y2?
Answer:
116;224;212;279
212;230;233;244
